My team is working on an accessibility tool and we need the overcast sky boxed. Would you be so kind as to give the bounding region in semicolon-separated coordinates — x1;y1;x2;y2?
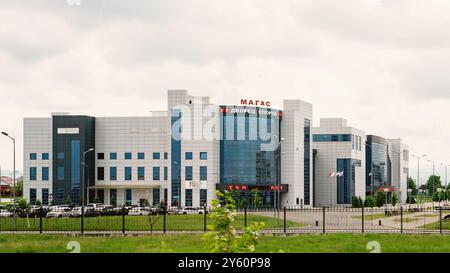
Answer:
1;0;449;184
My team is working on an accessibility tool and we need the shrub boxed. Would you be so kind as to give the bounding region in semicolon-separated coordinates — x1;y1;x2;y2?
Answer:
391;192;398;206
364;196;376;208
376;191;386;207
352;196;361;208
202;190;265;253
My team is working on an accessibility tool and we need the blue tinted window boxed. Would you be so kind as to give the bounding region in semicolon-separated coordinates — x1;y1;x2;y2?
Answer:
30;189;37;204
110;153;117;160
57;167;64;180
57;152;64;160
125;189;132;206
200;166;207;180
185;152;193;160
164;152;168;160
42;188;49;205
185;189;193;207
30;167;37;181
125;153;132;160
42;167;49;181
200;189;207;207
185;166;193;181
42;153;49;160
138;167;145;180
153;167;160;181
153;188;160;206
138;153;145;160
200;152;207;160
71;140;80;197
30;153;37;160
313;134;352;142
153;152;160;160
125;167;132;180
164;167;168;181
110;167;117;181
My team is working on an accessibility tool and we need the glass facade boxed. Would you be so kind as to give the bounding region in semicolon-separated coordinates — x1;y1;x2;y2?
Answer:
304;119;311;205
220;105;282;207
171;109;182;206
71;140;81;203
366;135;391;194
336;159;361;204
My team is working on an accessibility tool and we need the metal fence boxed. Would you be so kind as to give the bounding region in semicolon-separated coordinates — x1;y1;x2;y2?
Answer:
0;206;449;235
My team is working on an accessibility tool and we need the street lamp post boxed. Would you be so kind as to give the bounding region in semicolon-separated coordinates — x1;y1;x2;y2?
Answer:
411;154;427;198
383;187;389;213
441;163;448;188
81;148;94;206
427;159;436;197
1;132;16;230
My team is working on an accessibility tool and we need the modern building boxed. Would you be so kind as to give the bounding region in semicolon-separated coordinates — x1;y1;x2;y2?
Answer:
312;118;366;207
365;135;391;197
387;139;409;203
23;90;313;208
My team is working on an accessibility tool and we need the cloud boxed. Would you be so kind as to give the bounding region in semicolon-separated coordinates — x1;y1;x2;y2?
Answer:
0;0;449;183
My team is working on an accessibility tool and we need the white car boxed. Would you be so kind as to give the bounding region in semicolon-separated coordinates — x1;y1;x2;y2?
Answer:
179;207;203;215
46;206;71;218
0;210;12;218
128;207;150;216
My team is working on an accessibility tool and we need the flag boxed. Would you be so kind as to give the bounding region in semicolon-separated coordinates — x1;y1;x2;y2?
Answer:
327;171;335;178
336;171;344;177
369;172;372;176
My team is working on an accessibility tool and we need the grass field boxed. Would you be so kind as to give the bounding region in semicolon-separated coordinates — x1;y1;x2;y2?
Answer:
0;233;449;253
421;221;450;230
0;214;304;232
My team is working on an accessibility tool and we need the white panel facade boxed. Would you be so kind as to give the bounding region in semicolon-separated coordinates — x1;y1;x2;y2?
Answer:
313;118;366;207
281;99;313;207
388;139;409;203
23;117;53;203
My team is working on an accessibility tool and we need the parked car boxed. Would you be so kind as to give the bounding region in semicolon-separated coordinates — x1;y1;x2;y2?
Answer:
179;207;202;215
46;205;72;218
70;206;82;218
84;207;101;217
0;209;12;218
100;205;116;216
167;207;182;215
128;207;151;216
197;207;210;215
86;203;104;212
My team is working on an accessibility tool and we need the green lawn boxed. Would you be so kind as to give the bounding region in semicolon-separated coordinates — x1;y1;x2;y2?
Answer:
420;220;450;230
0;214;303;232
0;233;449;253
